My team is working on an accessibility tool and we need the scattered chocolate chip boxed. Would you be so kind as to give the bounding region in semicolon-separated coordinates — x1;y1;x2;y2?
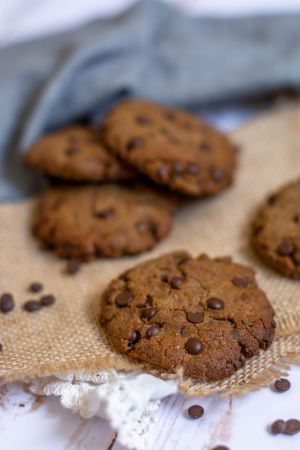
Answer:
66;260;81;275
270;419;286;435
185;338;202;355
293;214;300;223
211;446;230;450
187;404;204;419
276;240;295;256
186;311;203;323
40;294;55;307
232;275;248;288
146;325;160;338
156;165;169;181
187;163;199;175
126;138;144;151
115;291;132;308
19;403;25;408
0;343;2;352
173;162;184;175
135;220;150;233
29;282;43;293
210;167;225;183
268;194;278;205
199;142;211;152
207;297;224;310
170;276;184;289
273;378;291;393
128;330;141;345
0;293;15;313
94;208;115;219
136;115;151;125
141;308;157;320
292;251;300;265
283;419;300;435
24;300;41;312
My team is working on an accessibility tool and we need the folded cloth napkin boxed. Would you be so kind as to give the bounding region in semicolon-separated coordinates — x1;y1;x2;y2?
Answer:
1;0;300;200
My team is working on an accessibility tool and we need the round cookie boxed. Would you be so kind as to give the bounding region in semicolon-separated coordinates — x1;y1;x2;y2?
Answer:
25;125;136;182
102;99;236;196
101;251;275;381
251;179;300;280
33;185;176;260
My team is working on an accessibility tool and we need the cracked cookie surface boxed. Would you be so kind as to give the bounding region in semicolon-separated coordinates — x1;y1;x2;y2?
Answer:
251;179;300;280
25;125;136;182
102;99;236;197
33;185;176;260
101;251;275;381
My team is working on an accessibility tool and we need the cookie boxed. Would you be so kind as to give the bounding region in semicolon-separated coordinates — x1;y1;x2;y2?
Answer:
25;125;136;182
101;251;275;381
251;179;300;280
33;185;176;260
102;99;236;196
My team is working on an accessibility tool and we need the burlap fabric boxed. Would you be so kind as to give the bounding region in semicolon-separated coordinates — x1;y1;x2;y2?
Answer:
1;105;300;396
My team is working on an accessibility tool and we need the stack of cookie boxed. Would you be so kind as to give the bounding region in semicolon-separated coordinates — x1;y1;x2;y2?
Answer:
26;99;237;262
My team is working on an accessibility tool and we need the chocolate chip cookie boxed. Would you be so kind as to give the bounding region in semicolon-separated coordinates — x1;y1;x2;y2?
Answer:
33;185;176;260
25;125;136;182
251;179;300;280
102;99;236;196
101;251;275;381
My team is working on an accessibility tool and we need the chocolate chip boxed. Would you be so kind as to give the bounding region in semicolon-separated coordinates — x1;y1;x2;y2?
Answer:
199;142;211;152
273;378;291;393
207;297;224;310
165;111;175;121
146;325;160;338
65;147;78;156
40;294;55;307
211;446;230;450
136;115;151;125
268;194;278;205
0;343;3;352
135;220;150;233
185;338;202;355
170;276;184;289
94;208;115;219
156;165;169;181
232;275;248;288
29;282;43;293
293;214;300;223
0;293;15;313
128;330;141;345
276;239;295;256
173;162;184;175
187;163;199;175
66;260;81;275
270;419;286;435
115;291;132;308
141;308;157;320
187;404;204;419
284;419;300;435
186;311;203;323
210;167;225;183
127;138;144;151
292;251;300;265
24;300;41;312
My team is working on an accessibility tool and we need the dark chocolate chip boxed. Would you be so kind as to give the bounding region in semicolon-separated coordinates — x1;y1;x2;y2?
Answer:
293;214;300;223
185;338;202;355
187;405;204;419
207;297;224;310
173;162;184;175
186;311;203;324
170;276;184;289
136;115;151;125
40;294;55;307
141;308;157;320
0;343;2;352
24;300;41;312
187;163;199;175
127;138;144;151
128;330;141;345
115;291;132;308
0;293;15;313
210;167;225;183
94;208;115;219
135;220;150;233
273;378;291;393
284;419;300;435
232;275;249;288
146;325;161;338
211;446;230;450
29;282;43;293
268;194;278;205
156;165;169;181
66;260;81;275
276;240;295;256
270;419;286;435
199;142;211;152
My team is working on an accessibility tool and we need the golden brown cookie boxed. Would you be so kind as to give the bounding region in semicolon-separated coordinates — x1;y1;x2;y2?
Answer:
251;179;300;280
33;185;176;260
25;125;136;182
101;251;275;381
102;99;236;196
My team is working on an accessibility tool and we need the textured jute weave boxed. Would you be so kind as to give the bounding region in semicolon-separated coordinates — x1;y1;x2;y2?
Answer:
1;105;300;396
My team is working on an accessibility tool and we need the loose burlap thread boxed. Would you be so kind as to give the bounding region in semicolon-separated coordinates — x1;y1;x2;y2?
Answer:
1;105;300;397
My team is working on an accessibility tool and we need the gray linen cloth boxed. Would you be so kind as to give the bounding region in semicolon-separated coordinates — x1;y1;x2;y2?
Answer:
1;1;300;200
